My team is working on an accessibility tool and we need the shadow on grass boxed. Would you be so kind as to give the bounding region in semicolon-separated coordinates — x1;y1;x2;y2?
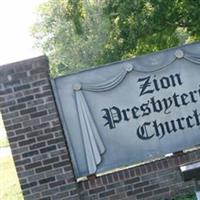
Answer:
0;149;24;200
0;137;9;148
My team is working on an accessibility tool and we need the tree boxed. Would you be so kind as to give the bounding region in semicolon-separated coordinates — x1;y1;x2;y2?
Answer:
32;0;110;77
32;0;200;76
101;0;200;63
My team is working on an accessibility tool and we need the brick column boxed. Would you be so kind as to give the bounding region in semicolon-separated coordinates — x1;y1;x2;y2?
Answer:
0;56;79;200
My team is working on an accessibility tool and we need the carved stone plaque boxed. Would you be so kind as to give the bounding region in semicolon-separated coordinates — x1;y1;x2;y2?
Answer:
51;42;200;178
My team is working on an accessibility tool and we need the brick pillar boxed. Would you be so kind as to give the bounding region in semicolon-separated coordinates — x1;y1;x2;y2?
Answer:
0;56;79;200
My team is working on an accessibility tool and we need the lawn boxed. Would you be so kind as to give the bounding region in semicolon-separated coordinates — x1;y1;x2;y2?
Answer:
0;150;24;200
173;193;197;200
0;137;9;148
0;115;23;200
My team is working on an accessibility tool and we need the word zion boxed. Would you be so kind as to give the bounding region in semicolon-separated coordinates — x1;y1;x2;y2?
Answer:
102;73;200;140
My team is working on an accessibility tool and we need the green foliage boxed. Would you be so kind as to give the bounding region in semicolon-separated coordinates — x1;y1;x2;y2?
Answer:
102;0;200;63
172;192;197;200
0;137;8;148
32;0;200;77
32;0;110;77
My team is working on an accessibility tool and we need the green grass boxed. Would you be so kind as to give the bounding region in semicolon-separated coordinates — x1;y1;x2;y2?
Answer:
0;137;9;148
0;153;24;200
173;192;197;200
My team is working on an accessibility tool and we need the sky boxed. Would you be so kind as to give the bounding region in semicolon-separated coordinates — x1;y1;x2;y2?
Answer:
0;0;46;66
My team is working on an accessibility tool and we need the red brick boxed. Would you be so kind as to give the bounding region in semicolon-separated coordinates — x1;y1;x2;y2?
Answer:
89;186;105;194
134;181;149;188
154;187;170;195
137;191;152;199
124;177;140;185
127;188;143;196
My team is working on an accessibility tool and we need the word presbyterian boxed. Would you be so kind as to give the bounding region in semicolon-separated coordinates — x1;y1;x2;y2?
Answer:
102;85;200;129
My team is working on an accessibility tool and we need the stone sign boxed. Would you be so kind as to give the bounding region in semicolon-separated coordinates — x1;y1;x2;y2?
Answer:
52;42;200;178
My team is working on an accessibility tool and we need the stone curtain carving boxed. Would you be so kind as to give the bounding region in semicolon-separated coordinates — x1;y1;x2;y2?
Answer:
184;51;200;64
73;49;200;175
81;65;132;91
75;90;105;174
73;64;133;174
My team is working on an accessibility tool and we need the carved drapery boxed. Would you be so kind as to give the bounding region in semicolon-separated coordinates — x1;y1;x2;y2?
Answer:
75;90;105;174
74;64;133;174
73;49;200;175
184;51;200;64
